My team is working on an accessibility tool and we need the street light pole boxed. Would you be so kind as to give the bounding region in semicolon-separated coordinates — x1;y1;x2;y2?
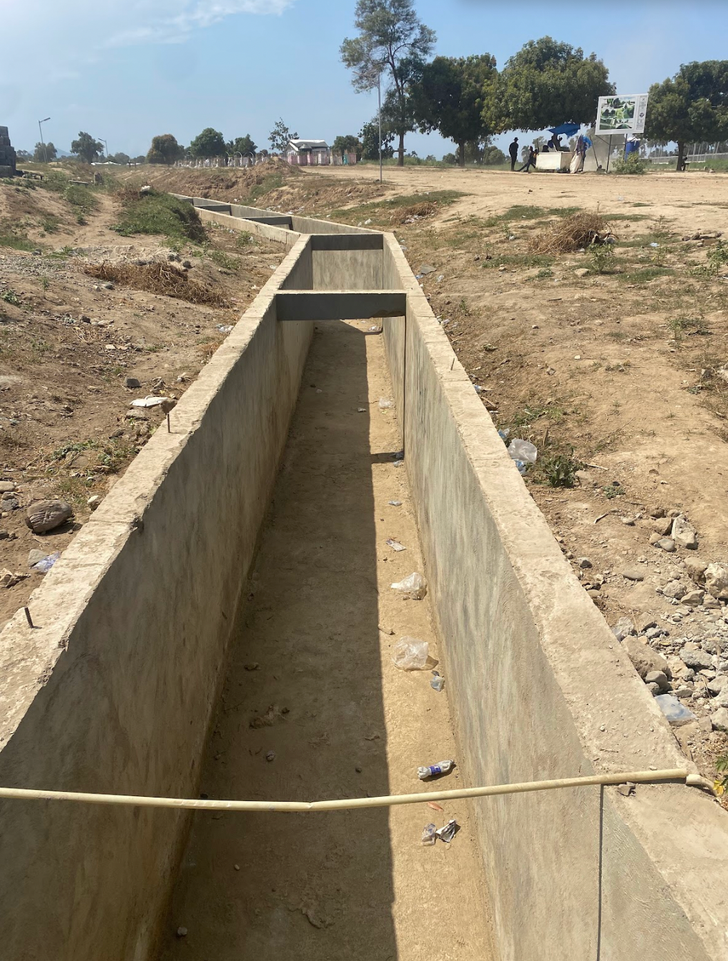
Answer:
377;70;382;184
38;117;51;163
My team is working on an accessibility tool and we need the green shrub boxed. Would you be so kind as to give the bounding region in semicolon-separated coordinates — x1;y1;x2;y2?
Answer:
612;155;647;175
540;450;584;488
113;189;206;243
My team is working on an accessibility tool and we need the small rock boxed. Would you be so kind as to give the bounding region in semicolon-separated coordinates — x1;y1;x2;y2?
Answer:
711;707;728;732
28;549;46;567
620;516;635;526
419;264;435;275
25;499;73;534
702;596;721;610
655;537;676;553
662;580;686;599
711;689;728;710
176;927;188;938
265;751;276;762
612;616;636;641
705;562;728;600
645;670;669;692
651;517;672;536
680;648;713;670
684;556;708;584
617;782;635;797
646;682;661;695
1;496;19;511
0;481;16;494
635;614;657;633
708;676;728;695
650;506;667;518
578;557;592;569
622;568;644;582
574;267;590;279
124;377;141;389
103;282;114;290
674;685;694;698
672;514;698;549
182;260;192;269
623;635;670;678
681;589;705;606
244;663;260;671
87;495;101;511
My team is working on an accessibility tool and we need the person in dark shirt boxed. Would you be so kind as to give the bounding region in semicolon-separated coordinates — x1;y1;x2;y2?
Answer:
519;146;537;172
509;138;519;171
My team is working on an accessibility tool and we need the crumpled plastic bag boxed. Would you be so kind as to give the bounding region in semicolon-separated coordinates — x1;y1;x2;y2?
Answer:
390;572;428;599
392;637;429;671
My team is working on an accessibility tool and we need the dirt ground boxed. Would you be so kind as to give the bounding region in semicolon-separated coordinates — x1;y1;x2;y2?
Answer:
304;163;728;791
159;321;492;961
0;169;286;629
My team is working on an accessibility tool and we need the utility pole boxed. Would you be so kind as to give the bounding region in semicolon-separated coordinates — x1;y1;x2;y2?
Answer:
377;69;382;184
98;138;108;160
38;117;51;163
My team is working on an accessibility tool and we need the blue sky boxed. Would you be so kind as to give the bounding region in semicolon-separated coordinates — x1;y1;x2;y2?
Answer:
2;0;727;158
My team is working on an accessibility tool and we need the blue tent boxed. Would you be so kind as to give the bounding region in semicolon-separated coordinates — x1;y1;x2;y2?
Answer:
548;122;581;138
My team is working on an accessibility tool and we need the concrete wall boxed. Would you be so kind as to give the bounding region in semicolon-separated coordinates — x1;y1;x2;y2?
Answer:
379;233;728;961
0;237;314;961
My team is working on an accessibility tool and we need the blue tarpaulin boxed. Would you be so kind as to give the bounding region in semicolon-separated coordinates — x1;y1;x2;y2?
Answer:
548;122;581;138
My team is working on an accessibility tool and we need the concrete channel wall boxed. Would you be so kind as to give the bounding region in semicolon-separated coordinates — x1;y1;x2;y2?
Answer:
378;235;728;961
0;237;316;960
0;193;725;961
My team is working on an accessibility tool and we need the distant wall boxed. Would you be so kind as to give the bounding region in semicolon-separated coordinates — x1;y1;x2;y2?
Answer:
0;238;314;961
380;233;728;961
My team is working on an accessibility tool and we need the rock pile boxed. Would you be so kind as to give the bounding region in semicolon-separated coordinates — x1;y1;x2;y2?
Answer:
0;126;17;178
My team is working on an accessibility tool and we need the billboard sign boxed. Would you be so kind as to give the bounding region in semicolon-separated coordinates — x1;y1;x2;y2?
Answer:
595;94;649;135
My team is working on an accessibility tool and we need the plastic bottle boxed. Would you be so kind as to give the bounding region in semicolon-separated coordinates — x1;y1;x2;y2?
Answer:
417;760;455;780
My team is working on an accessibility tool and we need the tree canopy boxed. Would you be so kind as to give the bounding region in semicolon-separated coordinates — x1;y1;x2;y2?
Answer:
70;132;103;164
188;127;226;158
33;141;57;162
147;134;184;165
359;118;394;160
269;119;298;153
341;0;435;166
646;60;728;170
332;134;363;159
411;54;497;165
228;134;257;157
488;37;613;132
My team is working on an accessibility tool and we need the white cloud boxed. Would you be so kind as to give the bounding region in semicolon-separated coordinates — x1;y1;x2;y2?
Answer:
107;0;295;47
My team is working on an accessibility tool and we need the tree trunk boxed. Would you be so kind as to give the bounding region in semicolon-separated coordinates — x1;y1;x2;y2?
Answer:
397;131;405;167
458;141;465;167
676;141;686;172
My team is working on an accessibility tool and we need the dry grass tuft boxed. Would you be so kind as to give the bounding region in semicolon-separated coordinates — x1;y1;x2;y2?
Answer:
83;261;228;307
530;211;613;254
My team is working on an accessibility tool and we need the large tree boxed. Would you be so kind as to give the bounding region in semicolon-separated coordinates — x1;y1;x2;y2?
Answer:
341;0;436;166
33;141;57;162
411;54;497;166
488;37;613;132
646;61;728;171
228;134;258;157
332;134;363;160
70;131;103;164
188;127;226;158
146;134;183;165
269;119;298;153
359;118;394;160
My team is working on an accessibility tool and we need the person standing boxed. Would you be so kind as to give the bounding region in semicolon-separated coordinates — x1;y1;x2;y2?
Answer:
509;138;519;171
519;145;537;172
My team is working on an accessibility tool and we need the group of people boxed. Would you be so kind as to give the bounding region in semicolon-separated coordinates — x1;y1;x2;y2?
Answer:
507;134;589;174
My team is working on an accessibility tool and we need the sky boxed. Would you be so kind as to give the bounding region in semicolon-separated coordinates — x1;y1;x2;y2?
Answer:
2;0;727;159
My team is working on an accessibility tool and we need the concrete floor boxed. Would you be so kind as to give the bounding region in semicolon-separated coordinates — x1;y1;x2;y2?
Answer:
158;320;492;961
